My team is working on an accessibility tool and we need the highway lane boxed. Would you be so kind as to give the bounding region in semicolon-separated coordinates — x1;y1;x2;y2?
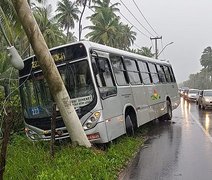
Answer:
121;98;212;180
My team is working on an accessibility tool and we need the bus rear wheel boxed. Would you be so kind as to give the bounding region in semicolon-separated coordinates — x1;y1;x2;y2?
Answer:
158;100;172;121
165;101;172;120
125;115;135;136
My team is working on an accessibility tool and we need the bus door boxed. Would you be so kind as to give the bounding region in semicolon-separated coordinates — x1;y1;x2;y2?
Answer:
125;58;150;126
94;56;125;141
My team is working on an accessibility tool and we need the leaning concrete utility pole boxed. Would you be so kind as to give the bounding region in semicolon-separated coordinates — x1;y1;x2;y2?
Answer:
12;0;91;148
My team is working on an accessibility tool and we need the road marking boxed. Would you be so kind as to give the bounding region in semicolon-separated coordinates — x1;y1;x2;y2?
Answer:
190;113;212;144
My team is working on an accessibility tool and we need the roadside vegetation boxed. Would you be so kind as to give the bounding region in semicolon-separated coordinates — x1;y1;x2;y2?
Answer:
180;46;212;89
4;126;148;180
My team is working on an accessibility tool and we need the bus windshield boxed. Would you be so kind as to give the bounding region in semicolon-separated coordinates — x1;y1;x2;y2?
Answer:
20;60;95;119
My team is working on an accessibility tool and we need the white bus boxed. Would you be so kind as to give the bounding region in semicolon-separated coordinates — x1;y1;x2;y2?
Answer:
19;41;180;143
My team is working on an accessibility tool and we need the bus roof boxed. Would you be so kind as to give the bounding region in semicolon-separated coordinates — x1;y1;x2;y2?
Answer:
85;41;171;65
23;40;171;66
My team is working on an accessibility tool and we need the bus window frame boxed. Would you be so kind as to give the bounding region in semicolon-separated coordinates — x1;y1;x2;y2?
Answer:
93;55;117;99
163;65;172;83
137;60;152;85
123;57;142;85
156;64;167;84
147;62;160;84
109;54;130;86
169;66;176;82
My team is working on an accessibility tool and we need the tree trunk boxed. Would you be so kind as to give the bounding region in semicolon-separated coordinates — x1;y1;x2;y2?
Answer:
0;107;13;180
12;0;91;148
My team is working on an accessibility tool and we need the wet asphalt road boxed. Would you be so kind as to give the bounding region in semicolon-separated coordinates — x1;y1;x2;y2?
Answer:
121;98;212;180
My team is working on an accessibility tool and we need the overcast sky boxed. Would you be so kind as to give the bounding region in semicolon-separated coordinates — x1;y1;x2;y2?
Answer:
50;0;212;83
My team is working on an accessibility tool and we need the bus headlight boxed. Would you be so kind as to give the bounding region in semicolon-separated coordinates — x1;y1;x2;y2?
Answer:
83;111;101;130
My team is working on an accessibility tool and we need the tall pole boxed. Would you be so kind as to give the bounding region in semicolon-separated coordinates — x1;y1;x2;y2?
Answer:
0;82;12;180
78;0;87;41
12;0;91;148
150;36;162;59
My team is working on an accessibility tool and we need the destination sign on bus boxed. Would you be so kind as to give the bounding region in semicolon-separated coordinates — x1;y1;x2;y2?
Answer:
32;52;65;69
71;95;93;108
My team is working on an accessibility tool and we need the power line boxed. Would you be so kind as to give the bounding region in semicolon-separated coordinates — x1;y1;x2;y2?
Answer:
108;1;150;39
117;9;150;39
132;0;159;36
89;1;152;45
119;0;155;37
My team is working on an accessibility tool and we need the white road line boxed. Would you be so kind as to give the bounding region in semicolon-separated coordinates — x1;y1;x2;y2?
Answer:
190;113;212;144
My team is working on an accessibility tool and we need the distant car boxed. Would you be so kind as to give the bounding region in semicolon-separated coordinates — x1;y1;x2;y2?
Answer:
187;89;199;102
179;87;189;97
183;89;189;100
197;89;212;110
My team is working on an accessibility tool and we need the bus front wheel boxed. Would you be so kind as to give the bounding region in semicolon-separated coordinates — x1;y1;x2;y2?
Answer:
125;115;135;136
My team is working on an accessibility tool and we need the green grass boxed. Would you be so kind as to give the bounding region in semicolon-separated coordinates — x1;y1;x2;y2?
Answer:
3;127;148;180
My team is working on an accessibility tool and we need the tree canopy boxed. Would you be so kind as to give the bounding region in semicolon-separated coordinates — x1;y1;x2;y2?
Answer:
200;46;212;70
181;46;212;89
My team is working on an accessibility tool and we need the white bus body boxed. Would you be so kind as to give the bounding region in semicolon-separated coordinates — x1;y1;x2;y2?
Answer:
19;41;180;143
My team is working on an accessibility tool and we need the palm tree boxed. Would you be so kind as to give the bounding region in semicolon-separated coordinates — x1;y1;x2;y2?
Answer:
85;0;136;49
85;0;120;46
55;0;80;42
136;47;154;57
89;0;120;21
85;8;120;46
33;5;65;48
116;24;136;49
0;3;19;79
67;32;77;42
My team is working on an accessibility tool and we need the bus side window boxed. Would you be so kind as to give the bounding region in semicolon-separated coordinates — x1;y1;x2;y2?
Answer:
163;65;172;82
148;63;159;84
124;58;141;85
95;57;117;98
110;55;129;85
156;64;166;83
169;66;176;82
137;61;151;85
96;57;114;87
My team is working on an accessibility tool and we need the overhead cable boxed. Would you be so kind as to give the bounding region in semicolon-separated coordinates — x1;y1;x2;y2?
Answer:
119;0;155;37
117;9;150;39
132;0;159;36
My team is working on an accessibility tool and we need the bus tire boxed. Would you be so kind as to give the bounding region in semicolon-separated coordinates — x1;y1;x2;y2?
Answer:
164;100;172;120
125;115;134;136
201;104;205;110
